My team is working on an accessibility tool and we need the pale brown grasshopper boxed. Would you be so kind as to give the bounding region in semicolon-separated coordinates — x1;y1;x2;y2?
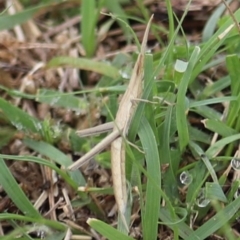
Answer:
68;15;153;230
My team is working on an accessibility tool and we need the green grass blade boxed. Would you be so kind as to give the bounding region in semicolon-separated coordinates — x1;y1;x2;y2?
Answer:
202;119;237;137
138;117;161;240
185;197;240;240
0;213;66;231
202;0;232;41
0;84;126;100
206;133;240;157
189;126;211;144
36;89;88;111
226;54;240;127
23;139;86;185
227;54;240;96
128;53;155;141
0;158;41;218
189;96;236;108
0;127;16;149
104;0;131;43
176;46;200;151
0;153;100;214
191;105;222;120
129;1;192;141
0;154;78;190
81;0;98;57
0;3;50;31
44;232;66;240
200;154;219;183
160;106;179;202
87;218;134;240
159;207;196;239
165;0;174;40
205;182;227;203
187;142;210;205
201;75;230;98
47;56;120;79
191;8;240;82
154;0;192;76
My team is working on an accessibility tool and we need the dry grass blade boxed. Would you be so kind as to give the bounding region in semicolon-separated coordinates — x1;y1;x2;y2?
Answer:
111;15;153;230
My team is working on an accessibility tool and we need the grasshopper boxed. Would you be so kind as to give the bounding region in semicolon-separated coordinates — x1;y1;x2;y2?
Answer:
68;15;153;231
